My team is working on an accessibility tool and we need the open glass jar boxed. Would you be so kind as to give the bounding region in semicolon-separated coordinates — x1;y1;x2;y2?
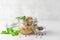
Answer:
36;26;46;35
18;16;38;35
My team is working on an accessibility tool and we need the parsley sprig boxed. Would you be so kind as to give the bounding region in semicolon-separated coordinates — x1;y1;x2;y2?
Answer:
16;16;26;20
1;27;20;36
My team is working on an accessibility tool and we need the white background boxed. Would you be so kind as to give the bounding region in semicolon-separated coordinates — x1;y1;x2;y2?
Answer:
0;0;60;40
0;0;60;22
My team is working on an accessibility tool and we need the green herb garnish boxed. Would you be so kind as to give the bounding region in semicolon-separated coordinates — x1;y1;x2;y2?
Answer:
1;31;9;34
1;27;20;36
16;16;26;20
11;30;20;36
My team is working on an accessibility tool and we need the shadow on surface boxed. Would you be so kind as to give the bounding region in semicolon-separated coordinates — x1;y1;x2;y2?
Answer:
46;30;59;36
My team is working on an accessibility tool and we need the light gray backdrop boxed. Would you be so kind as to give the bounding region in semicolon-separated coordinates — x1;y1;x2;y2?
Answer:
0;0;60;23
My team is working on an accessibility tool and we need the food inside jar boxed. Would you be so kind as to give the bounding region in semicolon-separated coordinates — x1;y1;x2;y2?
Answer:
19;25;33;35
37;27;43;30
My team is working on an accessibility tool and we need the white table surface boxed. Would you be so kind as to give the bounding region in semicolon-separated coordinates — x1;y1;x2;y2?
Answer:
0;21;60;40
